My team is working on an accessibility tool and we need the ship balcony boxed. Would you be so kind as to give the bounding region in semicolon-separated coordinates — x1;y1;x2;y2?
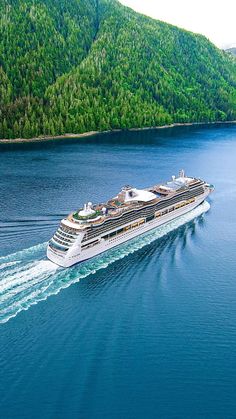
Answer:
49;239;69;253
54;231;76;244
52;236;71;249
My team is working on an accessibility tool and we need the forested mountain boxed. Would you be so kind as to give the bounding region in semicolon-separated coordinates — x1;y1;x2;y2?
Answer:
0;0;236;139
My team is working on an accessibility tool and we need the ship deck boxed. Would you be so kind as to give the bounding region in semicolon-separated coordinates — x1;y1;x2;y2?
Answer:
66;178;201;228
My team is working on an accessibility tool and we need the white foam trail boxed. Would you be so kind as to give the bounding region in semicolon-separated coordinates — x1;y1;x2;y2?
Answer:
0;260;58;295
0;261;21;270
0;201;210;324
0;242;47;264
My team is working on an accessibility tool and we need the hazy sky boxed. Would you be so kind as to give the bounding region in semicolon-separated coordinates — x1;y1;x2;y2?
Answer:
119;0;236;48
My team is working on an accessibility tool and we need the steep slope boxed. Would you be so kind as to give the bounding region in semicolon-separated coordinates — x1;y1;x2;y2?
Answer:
0;0;236;139
0;0;98;99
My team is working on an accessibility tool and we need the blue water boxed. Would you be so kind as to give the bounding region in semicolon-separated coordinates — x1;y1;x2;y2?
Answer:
1;124;236;418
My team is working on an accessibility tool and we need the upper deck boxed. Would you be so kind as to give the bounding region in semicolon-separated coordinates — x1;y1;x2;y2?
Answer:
61;171;204;231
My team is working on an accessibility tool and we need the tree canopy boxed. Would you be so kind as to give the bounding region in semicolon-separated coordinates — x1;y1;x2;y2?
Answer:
0;0;236;139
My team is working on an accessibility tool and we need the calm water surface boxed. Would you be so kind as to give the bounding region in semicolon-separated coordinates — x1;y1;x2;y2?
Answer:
0;124;236;418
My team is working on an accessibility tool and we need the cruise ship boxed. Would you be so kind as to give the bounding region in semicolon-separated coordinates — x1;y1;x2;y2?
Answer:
47;170;213;267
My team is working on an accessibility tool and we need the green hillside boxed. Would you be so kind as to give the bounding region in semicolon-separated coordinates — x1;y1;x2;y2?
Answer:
0;0;236;139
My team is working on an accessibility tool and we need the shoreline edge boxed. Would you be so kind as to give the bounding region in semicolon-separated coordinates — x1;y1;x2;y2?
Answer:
0;120;235;144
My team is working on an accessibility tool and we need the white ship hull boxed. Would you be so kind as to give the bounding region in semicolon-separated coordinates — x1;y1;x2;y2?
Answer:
47;190;209;268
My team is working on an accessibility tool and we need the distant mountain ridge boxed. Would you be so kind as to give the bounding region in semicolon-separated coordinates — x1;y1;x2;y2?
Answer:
225;48;236;56
0;0;236;139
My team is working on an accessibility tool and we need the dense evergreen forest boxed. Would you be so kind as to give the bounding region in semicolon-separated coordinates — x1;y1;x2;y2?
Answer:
0;0;236;139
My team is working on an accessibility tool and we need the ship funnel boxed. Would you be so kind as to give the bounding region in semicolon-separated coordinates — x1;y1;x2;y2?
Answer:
179;169;185;178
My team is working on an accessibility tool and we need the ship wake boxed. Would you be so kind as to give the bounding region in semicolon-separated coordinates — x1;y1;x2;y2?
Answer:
0;201;210;324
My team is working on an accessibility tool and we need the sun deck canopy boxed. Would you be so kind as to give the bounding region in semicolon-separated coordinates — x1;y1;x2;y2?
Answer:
117;187;157;203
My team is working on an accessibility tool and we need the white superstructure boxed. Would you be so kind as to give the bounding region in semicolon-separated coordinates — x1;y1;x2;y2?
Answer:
47;171;213;267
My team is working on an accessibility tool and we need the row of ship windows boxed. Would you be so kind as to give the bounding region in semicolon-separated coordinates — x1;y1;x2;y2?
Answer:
103;219;146;240
155;198;195;217
81;198;196;250
57;232;75;241
81;220;146;250
189;181;204;189
49;241;68;253
53;224;82;246
59;226;78;238
52;235;71;248
83;205;162;240
55;231;76;244
156;189;202;207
